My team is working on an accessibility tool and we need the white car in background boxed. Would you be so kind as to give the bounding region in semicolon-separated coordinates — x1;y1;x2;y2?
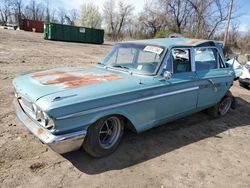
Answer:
226;58;243;79
239;62;250;88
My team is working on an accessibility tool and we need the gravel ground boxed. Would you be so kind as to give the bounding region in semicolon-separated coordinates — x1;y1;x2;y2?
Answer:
0;29;250;188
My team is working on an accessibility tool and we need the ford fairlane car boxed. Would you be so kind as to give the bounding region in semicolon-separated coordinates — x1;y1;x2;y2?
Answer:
13;38;235;157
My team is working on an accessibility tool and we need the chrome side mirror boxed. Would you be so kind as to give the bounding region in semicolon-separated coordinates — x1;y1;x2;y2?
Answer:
163;71;172;80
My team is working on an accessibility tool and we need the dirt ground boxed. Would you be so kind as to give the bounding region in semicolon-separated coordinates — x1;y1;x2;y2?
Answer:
0;29;250;188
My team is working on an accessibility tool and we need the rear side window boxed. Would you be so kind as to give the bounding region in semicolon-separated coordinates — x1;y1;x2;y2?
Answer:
195;48;218;71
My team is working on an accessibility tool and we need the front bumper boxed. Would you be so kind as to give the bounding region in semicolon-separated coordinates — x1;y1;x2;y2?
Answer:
239;78;250;86
13;99;86;154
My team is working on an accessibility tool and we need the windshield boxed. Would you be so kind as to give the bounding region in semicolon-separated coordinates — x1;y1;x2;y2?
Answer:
101;43;166;75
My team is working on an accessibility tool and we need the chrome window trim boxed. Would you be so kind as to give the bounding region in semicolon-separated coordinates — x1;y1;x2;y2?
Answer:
191;47;196;71
56;86;199;120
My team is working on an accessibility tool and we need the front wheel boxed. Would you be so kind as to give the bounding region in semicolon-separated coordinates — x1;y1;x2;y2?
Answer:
207;91;233;118
83;116;124;157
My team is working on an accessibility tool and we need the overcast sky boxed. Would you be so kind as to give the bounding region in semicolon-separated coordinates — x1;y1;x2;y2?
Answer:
51;0;250;33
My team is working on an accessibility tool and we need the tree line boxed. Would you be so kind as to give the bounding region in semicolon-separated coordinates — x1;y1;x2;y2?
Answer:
0;0;247;51
0;0;79;26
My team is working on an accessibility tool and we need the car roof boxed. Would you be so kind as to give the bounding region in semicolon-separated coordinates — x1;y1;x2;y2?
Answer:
120;38;216;48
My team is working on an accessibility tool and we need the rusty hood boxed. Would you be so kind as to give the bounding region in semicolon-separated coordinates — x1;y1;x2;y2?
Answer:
13;66;125;100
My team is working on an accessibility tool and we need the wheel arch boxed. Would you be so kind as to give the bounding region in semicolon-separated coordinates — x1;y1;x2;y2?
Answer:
87;110;138;133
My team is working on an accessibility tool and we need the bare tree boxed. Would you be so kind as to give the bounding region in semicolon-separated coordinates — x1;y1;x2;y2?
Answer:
12;0;23;26
186;0;213;38
139;1;167;36
103;0;117;35
116;1;134;38
77;3;101;28
25;0;45;21
227;21;239;47
50;8;57;23
0;0;12;25
160;0;192;33
65;9;78;26
185;0;230;39
44;0;50;23
223;0;233;45
57;7;66;24
103;0;134;40
207;0;229;39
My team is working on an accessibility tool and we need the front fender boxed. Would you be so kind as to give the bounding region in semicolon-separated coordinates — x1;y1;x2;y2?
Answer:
52;108;138;135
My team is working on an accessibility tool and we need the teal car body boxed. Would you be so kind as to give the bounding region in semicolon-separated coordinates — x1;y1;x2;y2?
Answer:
13;38;235;154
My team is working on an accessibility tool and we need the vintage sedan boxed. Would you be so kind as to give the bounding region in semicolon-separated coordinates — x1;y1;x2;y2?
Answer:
13;38;235;157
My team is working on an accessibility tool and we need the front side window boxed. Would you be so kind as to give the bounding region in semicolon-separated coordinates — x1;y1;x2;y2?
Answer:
172;48;191;73
101;43;165;75
195;48;218;71
161;48;191;74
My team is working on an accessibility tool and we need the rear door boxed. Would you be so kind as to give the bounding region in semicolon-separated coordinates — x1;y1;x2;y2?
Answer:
194;47;234;109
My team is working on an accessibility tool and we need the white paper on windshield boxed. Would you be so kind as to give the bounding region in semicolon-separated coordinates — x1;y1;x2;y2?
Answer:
143;46;164;55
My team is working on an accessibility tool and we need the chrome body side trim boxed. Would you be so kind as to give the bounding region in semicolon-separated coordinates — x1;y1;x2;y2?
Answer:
57;86;199;120
13;99;86;154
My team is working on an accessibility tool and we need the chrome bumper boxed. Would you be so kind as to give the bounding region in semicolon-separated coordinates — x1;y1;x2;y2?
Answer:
13;99;86;154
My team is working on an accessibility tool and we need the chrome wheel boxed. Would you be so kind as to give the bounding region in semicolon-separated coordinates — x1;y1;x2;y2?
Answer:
219;97;232;116
98;116;122;149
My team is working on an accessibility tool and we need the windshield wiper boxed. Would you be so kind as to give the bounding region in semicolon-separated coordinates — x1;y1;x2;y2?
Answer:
111;65;129;69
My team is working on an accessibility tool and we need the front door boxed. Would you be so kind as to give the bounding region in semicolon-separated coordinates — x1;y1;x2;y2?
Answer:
154;48;199;125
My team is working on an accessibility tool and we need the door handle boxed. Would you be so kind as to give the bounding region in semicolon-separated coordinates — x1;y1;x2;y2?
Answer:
208;79;218;92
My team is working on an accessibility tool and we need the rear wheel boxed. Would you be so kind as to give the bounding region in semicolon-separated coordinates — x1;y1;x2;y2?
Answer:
207;91;233;118
83;116;124;157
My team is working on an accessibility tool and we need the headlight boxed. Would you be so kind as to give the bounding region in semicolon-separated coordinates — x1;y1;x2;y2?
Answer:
32;103;54;130
32;103;38;114
41;111;54;129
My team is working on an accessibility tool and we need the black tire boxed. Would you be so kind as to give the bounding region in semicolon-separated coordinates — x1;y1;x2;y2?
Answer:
83;116;124;157
207;91;233;118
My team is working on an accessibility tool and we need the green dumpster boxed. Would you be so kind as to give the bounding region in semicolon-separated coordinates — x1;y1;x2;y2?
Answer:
44;23;104;44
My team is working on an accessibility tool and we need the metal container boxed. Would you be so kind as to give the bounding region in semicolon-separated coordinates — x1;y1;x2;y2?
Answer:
44;23;104;44
20;19;44;33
